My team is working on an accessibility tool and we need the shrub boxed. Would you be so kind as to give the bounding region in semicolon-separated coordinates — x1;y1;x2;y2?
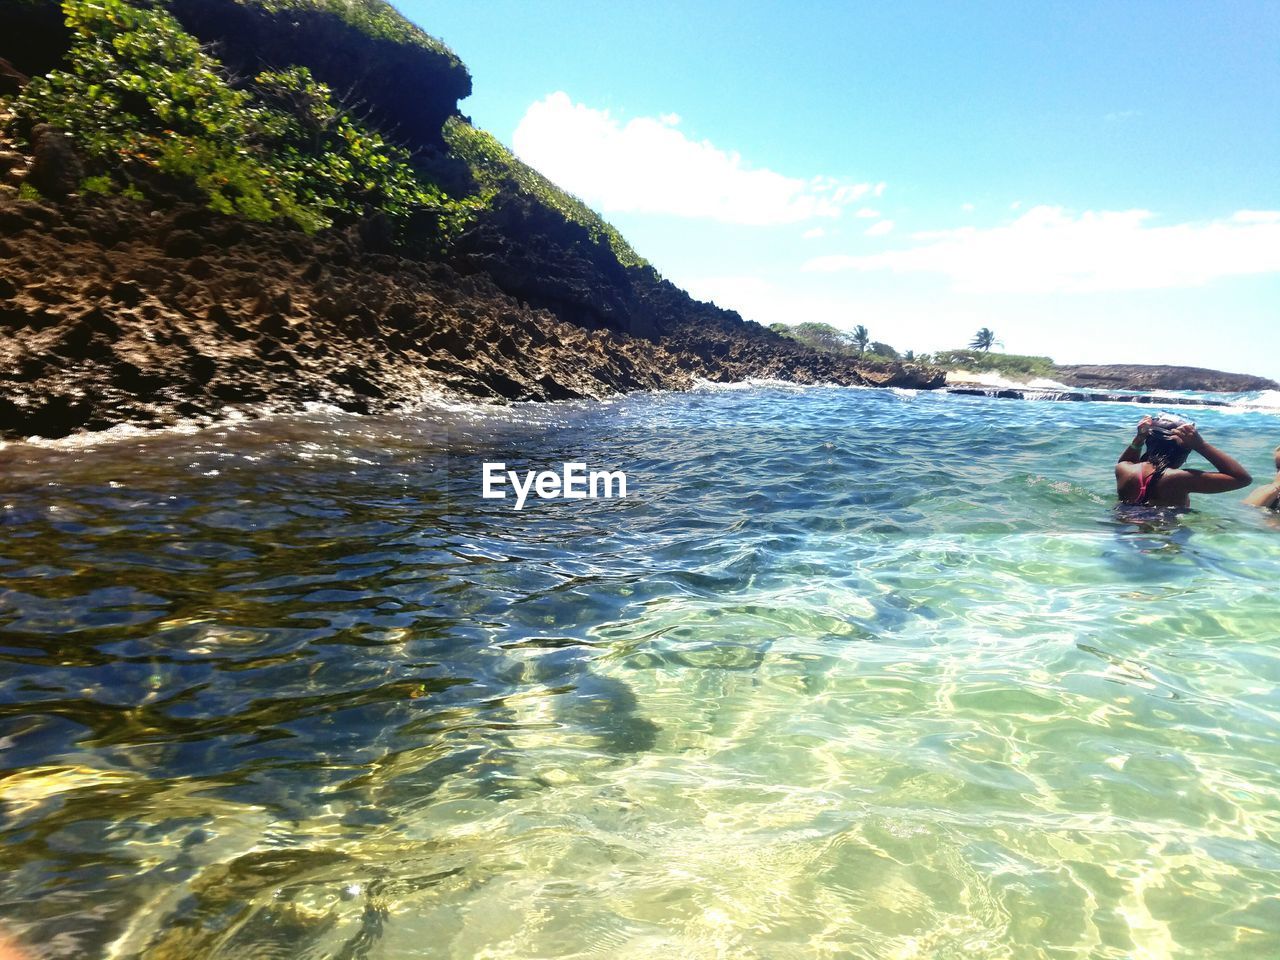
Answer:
248;65;481;236
772;321;879;357
80;174;114;195
868;341;899;360
931;350;1056;378
7;0;476;242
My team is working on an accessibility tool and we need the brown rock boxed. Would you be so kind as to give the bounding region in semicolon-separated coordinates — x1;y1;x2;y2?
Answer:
0;187;947;441
27;124;82;199
164;230;205;258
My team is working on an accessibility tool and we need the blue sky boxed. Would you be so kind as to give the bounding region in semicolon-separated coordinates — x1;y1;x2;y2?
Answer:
404;1;1280;380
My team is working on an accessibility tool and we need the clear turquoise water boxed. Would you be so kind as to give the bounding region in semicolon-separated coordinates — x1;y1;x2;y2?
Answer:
1;386;1279;959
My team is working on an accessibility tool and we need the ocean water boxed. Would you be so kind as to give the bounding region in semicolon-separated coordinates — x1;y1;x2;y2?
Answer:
1;385;1279;959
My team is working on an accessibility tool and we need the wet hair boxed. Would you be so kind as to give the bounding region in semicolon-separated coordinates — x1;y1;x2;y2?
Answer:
1143;413;1192;470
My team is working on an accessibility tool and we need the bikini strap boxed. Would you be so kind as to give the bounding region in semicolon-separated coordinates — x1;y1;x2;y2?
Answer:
1136;464;1165;504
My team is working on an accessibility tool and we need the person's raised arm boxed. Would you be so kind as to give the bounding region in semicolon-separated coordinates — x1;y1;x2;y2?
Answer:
1167;424;1252;494
1117;417;1153;464
1244;446;1280;508
1244;480;1280;508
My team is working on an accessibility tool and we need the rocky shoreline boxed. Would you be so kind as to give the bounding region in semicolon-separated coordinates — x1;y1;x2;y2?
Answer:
0;192;943;440
5;182;1273;442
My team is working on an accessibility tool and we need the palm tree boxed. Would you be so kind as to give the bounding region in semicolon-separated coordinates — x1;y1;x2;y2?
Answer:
970;327;996;352
850;324;870;355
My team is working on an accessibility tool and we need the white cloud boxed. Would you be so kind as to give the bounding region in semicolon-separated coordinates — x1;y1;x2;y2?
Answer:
961;202;975;213
1234;210;1280;223
679;274;853;329
865;219;894;237
512;92;875;225
855;208;881;219
802;206;1280;294
802;227;827;239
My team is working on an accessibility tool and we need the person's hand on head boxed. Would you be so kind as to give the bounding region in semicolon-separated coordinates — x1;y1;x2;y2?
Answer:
1136;416;1154;438
1171;423;1203;451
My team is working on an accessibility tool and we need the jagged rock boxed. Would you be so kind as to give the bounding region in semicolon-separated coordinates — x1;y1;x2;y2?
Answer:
27;124;82;199
0;155;940;442
164;230;205;259
0;56;29;97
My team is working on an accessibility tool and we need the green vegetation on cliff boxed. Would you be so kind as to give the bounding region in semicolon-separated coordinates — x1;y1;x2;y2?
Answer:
444;117;648;270
7;0;477;239
3;0;635;262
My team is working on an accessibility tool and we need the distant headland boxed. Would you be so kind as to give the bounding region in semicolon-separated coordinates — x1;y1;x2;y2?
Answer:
769;323;1277;396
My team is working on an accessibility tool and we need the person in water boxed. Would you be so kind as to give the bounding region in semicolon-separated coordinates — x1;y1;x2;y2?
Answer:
1243;445;1280;510
1116;414;1251;508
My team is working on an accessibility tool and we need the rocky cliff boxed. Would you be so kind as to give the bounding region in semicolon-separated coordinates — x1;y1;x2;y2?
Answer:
0;0;941;440
0;194;940;438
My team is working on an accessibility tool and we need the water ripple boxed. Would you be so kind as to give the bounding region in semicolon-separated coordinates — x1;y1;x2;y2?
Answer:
1;387;1279;957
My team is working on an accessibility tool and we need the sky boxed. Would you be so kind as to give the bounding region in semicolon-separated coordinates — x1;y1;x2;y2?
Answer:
402;0;1280;379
